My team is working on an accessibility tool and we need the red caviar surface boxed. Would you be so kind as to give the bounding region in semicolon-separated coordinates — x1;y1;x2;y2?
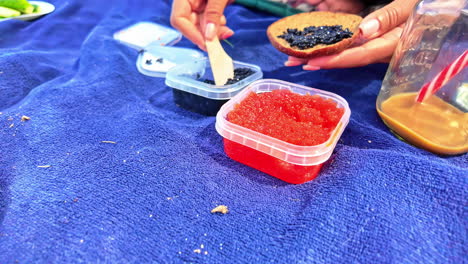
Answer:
227;89;344;145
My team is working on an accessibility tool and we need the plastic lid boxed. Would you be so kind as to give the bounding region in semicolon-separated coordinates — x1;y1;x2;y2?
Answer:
136;44;205;78
113;22;182;51
165;58;263;100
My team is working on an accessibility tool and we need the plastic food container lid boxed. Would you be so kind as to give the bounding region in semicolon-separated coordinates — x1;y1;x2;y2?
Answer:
215;79;351;166
113;22;182;51
165;58;263;100
137;44;205;78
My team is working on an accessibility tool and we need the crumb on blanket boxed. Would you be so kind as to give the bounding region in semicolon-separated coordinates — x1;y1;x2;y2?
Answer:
211;205;229;214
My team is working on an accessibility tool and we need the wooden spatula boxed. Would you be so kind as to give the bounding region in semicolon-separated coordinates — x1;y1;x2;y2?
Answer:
206;36;234;86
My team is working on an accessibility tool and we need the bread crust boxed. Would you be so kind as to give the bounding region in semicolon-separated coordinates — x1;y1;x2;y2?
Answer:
267;12;363;58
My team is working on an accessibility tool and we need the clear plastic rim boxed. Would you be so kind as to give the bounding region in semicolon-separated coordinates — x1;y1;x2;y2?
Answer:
165;59;263;98
215;79;351;165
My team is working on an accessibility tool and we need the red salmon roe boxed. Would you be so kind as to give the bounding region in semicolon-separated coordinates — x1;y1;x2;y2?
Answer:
227;89;344;146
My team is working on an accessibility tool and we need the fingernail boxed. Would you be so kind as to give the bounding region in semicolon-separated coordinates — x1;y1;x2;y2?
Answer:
303;65;321;71
205;23;216;40
221;30;234;40
359;19;380;39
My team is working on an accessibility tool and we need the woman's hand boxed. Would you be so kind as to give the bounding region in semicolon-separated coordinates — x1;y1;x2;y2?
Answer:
170;0;234;51
286;0;420;70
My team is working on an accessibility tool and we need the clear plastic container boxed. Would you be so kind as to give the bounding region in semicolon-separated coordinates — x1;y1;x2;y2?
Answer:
215;79;351;184
165;58;263;116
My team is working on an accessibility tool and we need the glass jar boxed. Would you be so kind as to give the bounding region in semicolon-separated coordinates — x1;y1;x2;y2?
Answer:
376;0;468;155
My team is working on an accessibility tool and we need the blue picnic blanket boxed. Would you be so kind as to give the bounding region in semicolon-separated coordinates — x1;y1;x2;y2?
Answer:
0;0;466;263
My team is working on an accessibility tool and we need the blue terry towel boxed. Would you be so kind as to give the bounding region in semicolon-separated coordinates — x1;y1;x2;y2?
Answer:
0;0;466;263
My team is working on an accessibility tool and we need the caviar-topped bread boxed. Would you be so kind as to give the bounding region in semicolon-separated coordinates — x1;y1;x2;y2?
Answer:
267;12;362;58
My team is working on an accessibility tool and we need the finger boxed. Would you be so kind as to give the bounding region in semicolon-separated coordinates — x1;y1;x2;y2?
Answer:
327;0;364;14
303;65;321;71
197;43;207;52
220;15;227;26
194;18;233;47
189;12;198;24
316;2;329;11
218;26;234;40
171;0;192;26
285;56;308;67
306;0;324;5
377;55;393;63
171;0;205;47
359;0;419;39
304;25;404;69
191;14;225;27
203;0;230;40
191;0;207;12
352;35;368;47
172;17;205;48
288;56;308;63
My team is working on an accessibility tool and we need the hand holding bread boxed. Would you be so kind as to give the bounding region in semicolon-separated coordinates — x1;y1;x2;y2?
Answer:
267;12;363;58
285;0;420;70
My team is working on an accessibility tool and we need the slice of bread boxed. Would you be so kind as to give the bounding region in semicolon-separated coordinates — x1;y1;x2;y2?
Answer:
267;12;362;58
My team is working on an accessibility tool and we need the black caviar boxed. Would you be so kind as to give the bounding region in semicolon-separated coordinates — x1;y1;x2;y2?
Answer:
172;89;229;116
145;58;164;65
203;68;255;85
278;25;353;50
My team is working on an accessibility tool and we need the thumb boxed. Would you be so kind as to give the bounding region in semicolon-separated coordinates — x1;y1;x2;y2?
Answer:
359;0;419;39
203;0;230;41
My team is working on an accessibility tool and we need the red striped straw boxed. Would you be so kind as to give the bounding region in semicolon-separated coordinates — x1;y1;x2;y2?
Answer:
416;49;468;103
